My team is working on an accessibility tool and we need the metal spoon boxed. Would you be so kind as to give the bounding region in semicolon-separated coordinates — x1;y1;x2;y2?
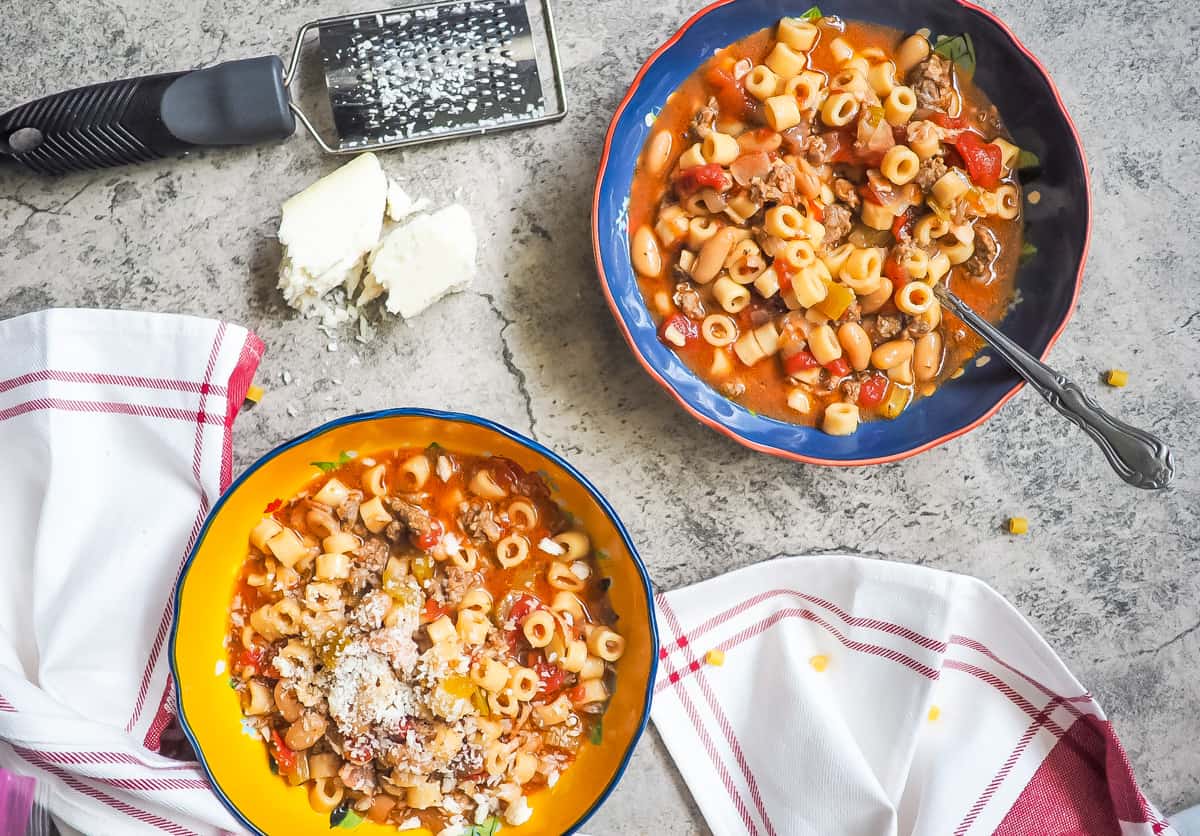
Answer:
932;284;1175;490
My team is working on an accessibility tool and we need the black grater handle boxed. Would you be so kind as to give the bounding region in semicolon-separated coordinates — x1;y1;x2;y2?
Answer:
0;56;296;176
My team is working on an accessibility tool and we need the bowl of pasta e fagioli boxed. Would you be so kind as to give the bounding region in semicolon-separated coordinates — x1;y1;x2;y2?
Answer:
170;409;656;835
593;0;1089;464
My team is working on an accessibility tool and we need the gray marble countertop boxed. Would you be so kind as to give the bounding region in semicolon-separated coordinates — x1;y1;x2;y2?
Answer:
2;0;1197;831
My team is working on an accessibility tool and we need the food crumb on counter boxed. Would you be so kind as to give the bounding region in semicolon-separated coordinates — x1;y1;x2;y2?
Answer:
809;654;829;672
244;384;264;404
705;648;725;667
1008;517;1028;535
927;705;941;722
1106;369;1129;388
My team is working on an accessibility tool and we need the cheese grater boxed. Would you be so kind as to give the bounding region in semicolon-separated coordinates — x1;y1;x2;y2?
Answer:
0;0;566;176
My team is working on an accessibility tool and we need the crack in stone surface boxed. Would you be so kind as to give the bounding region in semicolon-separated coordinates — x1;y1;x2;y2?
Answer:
475;291;538;441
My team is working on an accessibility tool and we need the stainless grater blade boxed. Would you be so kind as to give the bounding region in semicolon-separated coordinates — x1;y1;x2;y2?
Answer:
283;0;567;154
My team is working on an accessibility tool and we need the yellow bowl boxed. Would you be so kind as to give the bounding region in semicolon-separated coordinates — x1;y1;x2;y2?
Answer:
171;409;658;835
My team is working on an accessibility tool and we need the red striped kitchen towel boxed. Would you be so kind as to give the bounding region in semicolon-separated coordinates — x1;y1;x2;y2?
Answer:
0;309;262;835
652;556;1176;836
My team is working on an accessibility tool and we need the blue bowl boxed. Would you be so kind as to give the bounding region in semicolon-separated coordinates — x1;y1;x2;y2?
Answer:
592;0;1090;465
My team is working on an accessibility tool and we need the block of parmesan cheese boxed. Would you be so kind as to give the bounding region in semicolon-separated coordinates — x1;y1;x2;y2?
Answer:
277;153;388;316
364;204;477;319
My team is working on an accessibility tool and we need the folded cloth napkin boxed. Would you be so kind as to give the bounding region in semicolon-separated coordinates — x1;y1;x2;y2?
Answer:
652;556;1176;836
0;309;263;835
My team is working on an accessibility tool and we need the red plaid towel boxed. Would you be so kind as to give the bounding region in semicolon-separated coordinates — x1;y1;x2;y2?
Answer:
0;310;262;835
651;556;1175;836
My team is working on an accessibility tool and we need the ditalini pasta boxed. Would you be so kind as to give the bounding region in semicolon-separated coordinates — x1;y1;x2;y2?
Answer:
228;447;622;833
631;13;1025;434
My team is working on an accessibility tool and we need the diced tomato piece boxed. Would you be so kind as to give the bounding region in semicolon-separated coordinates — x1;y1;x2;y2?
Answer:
413;518;443;551
567;683;588;704
774;258;794;292
658;313;700;348
891;208;916;242
782;350;819;376
674;162;727;196
929;112;969;130
883;251;908;288
953;131;1002;189
823;128;857;164
507;593;541;624
263;498;282;514
824;357;851;377
421;598;449;624
237;646;264;674
534;656;567;695
270;728;297;773
857;374;889;408
705;66;753;118
806;198;824;223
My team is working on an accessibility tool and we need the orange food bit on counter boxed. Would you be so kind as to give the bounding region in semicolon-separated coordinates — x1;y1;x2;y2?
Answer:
809;654;829;672
1008;517;1028;535
927;705;941;722
705;649;725;667
1106;369;1129;388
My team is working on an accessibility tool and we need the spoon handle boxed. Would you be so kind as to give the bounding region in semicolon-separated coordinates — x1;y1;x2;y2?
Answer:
933;285;1175;490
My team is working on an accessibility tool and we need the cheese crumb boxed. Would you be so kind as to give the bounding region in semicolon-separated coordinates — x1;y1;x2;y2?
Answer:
504;796;533;826
927;705;941;722
1008;516;1028;535
705;648;725;667
538;538;566;556
809;654;829;672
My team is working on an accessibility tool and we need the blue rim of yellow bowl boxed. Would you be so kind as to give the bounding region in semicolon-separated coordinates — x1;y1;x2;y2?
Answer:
169;407;659;836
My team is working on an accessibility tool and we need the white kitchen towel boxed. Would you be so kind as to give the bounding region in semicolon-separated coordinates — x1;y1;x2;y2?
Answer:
0;309;263;835
652;556;1176;836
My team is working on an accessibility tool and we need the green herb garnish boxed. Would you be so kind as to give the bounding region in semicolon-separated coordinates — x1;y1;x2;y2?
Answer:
933;33;976;78
799;5;822;21
596;549;611;561
426;441;444;457
329;801;359;828
469;816;503;836
1020;241;1038;264
311;451;355;473
336;810;364;830
1016;148;1040;170
589;717;604;745
227;676;238;689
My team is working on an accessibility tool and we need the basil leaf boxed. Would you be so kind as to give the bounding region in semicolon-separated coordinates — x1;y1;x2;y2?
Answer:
1020;241;1038;264
329;800;351;828
933;33;976;78
589;717;604;745
337;451;356;465
227;677;238;689
336;810;364;830
799;5;822;21
469;816;503;836
1016;148;1040;170
310;461;338;473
